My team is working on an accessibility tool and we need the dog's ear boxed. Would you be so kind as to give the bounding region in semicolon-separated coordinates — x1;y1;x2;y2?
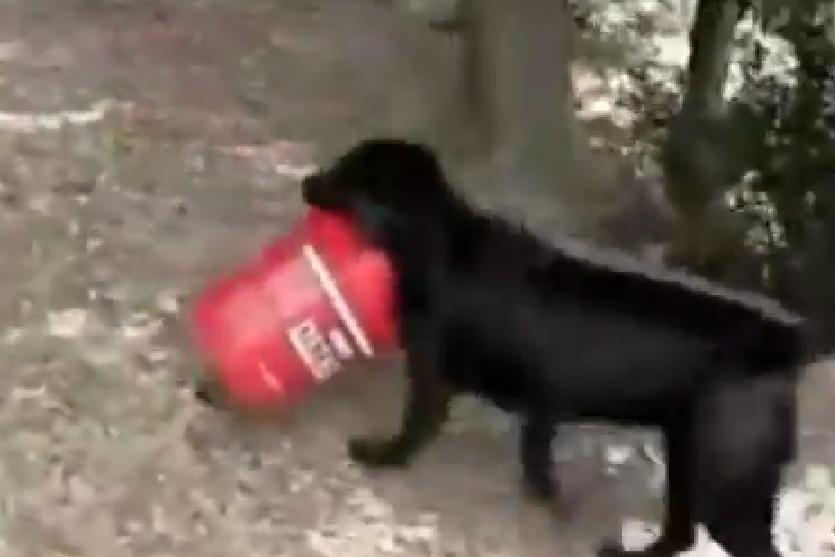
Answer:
323;139;453;248
357;139;451;210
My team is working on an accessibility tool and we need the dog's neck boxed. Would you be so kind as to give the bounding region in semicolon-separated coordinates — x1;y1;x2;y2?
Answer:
383;190;478;270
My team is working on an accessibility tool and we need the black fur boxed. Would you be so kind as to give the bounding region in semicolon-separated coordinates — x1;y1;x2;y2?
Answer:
302;138;806;557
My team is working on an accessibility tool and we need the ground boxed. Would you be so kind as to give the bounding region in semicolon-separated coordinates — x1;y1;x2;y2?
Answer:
1;0;834;556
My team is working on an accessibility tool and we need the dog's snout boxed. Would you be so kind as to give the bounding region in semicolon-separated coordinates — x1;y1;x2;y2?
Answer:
301;172;321;190
301;173;322;204
302;172;344;209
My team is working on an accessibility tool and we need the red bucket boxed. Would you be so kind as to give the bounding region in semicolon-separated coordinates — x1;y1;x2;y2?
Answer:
190;208;398;407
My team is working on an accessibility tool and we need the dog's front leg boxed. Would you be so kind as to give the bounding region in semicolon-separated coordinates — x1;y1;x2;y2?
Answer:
349;348;452;468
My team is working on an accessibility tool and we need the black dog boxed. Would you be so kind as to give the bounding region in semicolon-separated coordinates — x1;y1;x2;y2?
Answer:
302;138;805;557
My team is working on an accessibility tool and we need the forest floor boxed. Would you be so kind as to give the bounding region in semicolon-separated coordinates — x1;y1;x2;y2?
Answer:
0;0;833;555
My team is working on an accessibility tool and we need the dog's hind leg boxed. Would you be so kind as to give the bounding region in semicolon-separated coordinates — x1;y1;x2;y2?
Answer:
693;378;794;557
349;347;453;468
703;491;781;557
521;415;558;501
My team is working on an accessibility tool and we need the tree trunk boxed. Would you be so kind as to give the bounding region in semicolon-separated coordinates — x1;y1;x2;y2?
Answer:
664;0;747;214
682;0;745;114
463;0;577;187
451;0;670;244
662;0;761;287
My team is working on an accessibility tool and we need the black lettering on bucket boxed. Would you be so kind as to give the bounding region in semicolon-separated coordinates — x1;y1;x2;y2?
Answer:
287;318;342;382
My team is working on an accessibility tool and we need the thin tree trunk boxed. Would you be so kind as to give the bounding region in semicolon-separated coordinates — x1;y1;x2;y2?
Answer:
682;0;745;115
663;0;763;288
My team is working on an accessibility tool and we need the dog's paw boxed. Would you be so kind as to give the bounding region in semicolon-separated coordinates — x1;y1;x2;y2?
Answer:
521;473;575;520
597;538;683;557
522;472;555;502
598;540;632;557
347;437;409;468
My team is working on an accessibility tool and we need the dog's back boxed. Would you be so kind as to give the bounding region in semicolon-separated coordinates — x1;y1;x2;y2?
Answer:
421;205;805;419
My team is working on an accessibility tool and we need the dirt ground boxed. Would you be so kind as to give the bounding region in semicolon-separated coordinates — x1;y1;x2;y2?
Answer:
1;1;834;556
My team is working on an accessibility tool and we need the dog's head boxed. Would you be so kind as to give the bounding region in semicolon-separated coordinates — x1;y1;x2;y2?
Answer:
302;139;453;247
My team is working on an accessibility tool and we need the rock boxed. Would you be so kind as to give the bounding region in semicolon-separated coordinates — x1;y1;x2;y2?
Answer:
47;308;88;338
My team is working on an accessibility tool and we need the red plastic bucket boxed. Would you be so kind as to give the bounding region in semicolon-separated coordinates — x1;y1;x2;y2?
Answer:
190;208;398;407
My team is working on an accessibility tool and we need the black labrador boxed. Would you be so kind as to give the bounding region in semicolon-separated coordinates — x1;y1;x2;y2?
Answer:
300;138;805;557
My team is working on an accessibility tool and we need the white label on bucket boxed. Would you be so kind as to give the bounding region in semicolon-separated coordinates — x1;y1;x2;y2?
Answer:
328;327;355;360
287;318;341;382
301;244;374;357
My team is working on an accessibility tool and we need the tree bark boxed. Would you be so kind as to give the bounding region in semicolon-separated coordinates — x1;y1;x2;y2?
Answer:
664;0;747;214
452;0;671;244
682;0;745;114
462;0;576;185
662;0;761;287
